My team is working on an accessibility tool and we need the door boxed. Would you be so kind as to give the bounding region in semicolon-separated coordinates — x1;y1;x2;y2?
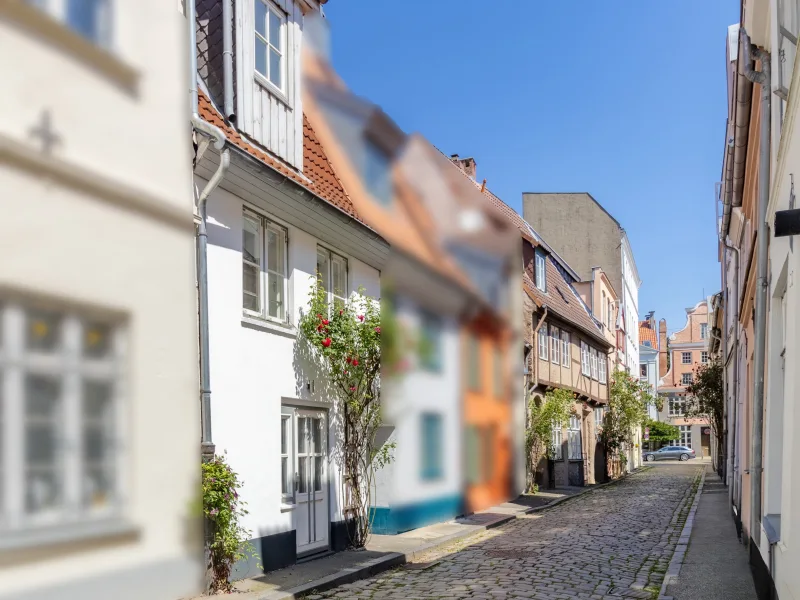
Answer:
289;408;329;556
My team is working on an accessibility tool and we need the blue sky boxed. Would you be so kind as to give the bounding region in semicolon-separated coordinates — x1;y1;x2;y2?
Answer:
326;1;737;334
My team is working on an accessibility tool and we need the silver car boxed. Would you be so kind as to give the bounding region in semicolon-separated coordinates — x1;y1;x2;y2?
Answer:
643;446;696;462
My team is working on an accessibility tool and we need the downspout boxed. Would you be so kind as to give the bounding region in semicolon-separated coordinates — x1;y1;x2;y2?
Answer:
741;28;770;548
189;0;231;461
723;238;741;520
223;0;235;122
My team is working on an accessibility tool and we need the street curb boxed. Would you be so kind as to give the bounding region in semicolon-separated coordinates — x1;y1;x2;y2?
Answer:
657;467;706;600
255;467;650;599
254;514;515;600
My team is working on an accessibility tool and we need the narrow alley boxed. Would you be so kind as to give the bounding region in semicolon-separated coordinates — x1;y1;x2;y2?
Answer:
311;465;703;600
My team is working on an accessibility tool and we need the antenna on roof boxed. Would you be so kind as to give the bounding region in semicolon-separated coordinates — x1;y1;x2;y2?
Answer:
480;178;487;193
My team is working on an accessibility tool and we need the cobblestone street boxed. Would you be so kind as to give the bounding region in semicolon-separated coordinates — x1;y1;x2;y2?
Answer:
310;465;704;600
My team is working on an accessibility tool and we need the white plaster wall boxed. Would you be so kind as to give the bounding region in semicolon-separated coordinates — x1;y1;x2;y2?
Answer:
376;297;462;508
203;182;380;541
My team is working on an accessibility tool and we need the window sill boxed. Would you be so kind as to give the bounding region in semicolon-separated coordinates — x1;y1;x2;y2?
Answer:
241;316;297;338
2;1;139;93
280;502;297;513
254;73;292;109
0;519;139;560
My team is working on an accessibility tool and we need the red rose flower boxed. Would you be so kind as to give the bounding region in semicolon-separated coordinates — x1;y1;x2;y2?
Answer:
317;324;323;332
321;337;332;348
349;386;356;392
375;326;381;334
322;319;329;325
346;357;352;364
352;358;359;366
358;315;364;322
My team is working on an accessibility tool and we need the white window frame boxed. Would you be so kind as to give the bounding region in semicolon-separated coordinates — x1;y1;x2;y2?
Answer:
567;414;582;460
640;364;648;378
534;251;546;291
594;407;605;432
538;323;548;361
551;421;563;460
681;372;693;386
550;326;560;364
30;0;113;48
669;396;685;417
681;351;692;364
254;0;288;94
243;208;289;323
700;323;708;340
0;301;125;536
560;330;570;368
598;352;607;384
701;351;709;364
280;410;293;504
581;341;590;376
672;425;692;449
316;245;348;313
590;347;598;380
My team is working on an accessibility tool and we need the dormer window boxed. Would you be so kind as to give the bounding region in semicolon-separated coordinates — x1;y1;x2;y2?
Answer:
255;0;286;92
363;141;392;206
534;250;546;291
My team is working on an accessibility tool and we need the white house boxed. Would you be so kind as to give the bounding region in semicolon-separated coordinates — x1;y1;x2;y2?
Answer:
191;0;389;575
0;2;201;599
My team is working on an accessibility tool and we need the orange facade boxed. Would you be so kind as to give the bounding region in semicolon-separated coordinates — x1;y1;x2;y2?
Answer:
462;312;513;513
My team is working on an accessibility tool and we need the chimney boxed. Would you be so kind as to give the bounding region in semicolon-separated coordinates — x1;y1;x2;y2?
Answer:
658;319;668;377
450;154;477;180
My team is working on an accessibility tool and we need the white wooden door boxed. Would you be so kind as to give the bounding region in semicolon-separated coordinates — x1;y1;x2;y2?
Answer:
293;409;328;555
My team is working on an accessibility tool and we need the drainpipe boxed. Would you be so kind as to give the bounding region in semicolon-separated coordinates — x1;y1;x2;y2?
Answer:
189;0;231;461
722;238;740;518
223;0;235;122
741;28;770;548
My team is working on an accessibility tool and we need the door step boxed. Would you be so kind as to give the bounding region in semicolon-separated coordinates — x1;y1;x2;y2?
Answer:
297;549;334;564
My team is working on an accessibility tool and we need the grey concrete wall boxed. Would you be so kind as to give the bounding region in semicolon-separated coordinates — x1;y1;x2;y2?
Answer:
523;193;622;294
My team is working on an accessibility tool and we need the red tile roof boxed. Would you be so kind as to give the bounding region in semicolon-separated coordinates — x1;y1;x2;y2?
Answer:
197;91;361;222
639;322;658;350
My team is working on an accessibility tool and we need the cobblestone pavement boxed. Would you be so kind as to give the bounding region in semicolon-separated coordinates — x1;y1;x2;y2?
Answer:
308;465;703;600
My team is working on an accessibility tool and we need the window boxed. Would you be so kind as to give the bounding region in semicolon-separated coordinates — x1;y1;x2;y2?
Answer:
534;251;547;291
280;415;292;500
700;323;708;340
701;351;709;364
560;330;570;368
598;352;607;384
601;291;606;325
420;414;443;480
551;421;563;459
681;372;693;386
254;0;286;91
550;326;560;364
640;364;648;378
590;347;598;380
316;246;348;313
0;301;123;532
594;407;605;432
538;323;548;361
29;0;112;47
672;425;692;448
243;209;288;322
581;341;590;376
669;396;685;416
681;352;692;364
493;347;504;399
643;341;652;347
467;334;481;391
568;415;582;460
607;300;613;329
465;425;481;484
363;141;393;207
419;311;442;372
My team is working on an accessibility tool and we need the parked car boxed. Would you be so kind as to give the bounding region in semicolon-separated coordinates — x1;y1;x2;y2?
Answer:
642;446;696;462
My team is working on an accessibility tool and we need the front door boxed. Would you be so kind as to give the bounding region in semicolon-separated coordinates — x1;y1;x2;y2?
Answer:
287;408;329;556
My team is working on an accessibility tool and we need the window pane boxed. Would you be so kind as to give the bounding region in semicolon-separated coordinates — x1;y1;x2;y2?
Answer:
421;414;443;479
83;380;112;419
269;48;282;88
255;37;267;78
268;9;282;49
331;256;347;299
67;0;108;45
26;375;60;417
312;418;322;452
314;456;322;492
281;416;288;455
317;250;330;293
26;310;61;352
297;418;307;454
281;457;288;494
267;227;286;275
298;457;308;493
26;470;60;513
255;0;266;38
243;216;261;265
84;466;112;509
83;321;112;359
243;264;260;311
267;272;284;319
